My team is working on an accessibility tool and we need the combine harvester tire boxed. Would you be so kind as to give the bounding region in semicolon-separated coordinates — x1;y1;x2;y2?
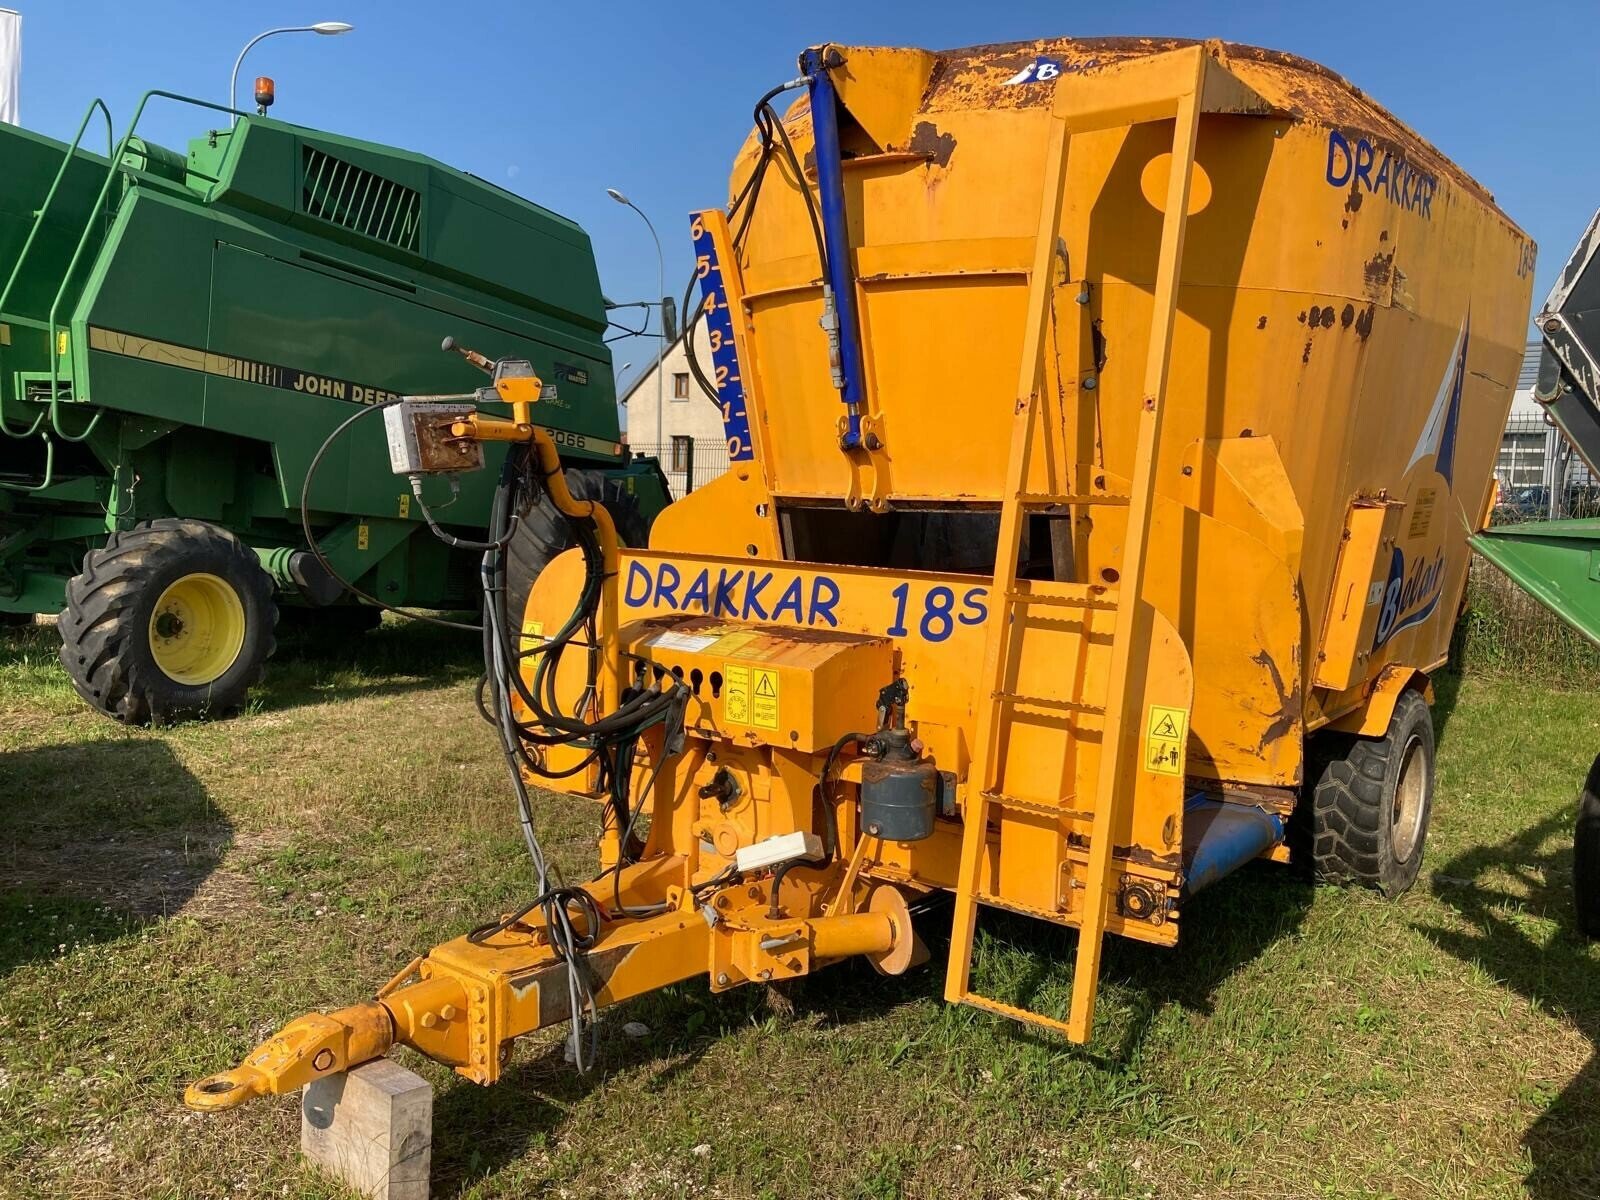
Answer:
1575;755;1600;938
505;467;649;631
1309;690;1436;897
58;519;277;723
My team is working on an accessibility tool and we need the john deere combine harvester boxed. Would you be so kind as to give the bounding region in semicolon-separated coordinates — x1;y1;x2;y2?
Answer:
187;38;1533;1111
0;94;666;722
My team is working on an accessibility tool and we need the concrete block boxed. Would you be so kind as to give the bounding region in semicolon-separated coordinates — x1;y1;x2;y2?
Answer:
302;1058;432;1200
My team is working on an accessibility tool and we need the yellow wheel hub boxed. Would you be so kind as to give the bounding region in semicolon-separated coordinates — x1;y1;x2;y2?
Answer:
148;572;246;686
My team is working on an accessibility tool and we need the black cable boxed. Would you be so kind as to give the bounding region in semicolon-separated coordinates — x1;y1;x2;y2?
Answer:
298;399;482;632
769;732;867;918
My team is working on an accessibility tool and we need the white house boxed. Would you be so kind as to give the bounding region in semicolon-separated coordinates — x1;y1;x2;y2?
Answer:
1496;340;1591;510
618;322;731;497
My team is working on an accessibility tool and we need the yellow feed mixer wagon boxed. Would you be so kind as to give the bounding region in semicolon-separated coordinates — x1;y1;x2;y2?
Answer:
186;37;1533;1109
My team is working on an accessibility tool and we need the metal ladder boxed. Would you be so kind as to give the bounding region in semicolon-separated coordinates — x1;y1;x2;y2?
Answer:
944;47;1243;1043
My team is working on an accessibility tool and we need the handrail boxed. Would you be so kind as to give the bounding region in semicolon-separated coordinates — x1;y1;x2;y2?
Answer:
0;98;114;440
44;91;252;443
0;428;56;493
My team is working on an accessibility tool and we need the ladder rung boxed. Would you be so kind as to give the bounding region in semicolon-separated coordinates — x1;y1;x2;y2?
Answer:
958;991;1076;1038
1016;492;1130;509
992;691;1105;715
980;790;1093;821
1005;590;1118;612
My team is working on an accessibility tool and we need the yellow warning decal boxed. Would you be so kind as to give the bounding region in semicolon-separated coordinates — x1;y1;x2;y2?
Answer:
751;667;779;730
0;324;11;346
357;522;370;551
398;493;411;518
724;663;751;724
522;619;544;647
1144;704;1187;777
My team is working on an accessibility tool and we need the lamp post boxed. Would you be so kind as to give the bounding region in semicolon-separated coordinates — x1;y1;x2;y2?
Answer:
229;22;353;125
606;188;665;456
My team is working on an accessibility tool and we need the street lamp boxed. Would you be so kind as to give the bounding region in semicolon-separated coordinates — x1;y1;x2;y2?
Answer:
606;188;666;455
229;22;353;126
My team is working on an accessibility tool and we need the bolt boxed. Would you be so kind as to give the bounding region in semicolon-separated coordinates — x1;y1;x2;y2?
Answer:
758;969;772;981
440;1004;458;1020
1082;376;1097;391
1544;318;1561;333
748;887;762;900
865;433;882;450
716;972;730;986
312;1049;335;1072
420;1011;438;1029
1181;465;1193;476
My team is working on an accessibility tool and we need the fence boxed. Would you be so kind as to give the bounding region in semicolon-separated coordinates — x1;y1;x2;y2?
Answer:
630;439;733;500
1494;413;1597;521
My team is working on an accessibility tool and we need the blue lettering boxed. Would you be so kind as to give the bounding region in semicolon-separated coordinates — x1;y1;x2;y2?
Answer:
1325;129;1352;186
772;578;805;623
1421;178;1434;218
741;571;773;620
1354;138;1375;192
1373;153;1390;196
958;587;989;625
809;576;840;627
625;561;653;606
653;563;681;610
713;569;744;617
682;569;712;613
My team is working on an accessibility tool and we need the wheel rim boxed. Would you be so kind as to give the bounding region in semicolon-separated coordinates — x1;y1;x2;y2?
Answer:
148;572;246;686
1391;733;1429;863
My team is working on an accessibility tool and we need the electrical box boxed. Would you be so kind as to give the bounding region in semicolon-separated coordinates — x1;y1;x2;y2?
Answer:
383;400;482;475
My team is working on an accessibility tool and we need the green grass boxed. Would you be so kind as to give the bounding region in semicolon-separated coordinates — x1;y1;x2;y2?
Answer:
1;612;1598;1198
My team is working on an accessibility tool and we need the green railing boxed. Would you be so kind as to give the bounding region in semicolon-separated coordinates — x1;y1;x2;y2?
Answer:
0;92;249;492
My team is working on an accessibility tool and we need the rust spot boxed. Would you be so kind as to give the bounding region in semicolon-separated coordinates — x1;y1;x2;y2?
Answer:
1340;218;1348;230
1250;648;1301;753
1379;229;1390;242
1354;304;1375;340
1297;310;1307;325
1341;303;1355;329
1320;305;1337;328
1114;844;1181;871
1364;250;1394;288
1256;315;1268;330
1345;184;1364;213
904;120;957;167
1301;338;1313;364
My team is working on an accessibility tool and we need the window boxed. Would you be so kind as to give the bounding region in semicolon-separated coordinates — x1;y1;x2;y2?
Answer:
671;435;693;472
672;372;690;400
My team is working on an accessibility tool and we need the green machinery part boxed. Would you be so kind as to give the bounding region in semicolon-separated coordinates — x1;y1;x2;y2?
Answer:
1471;518;1600;646
0;92;671;716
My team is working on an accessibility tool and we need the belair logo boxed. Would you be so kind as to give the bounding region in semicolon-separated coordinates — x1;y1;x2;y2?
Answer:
1373;314;1469;648
1374;546;1446;646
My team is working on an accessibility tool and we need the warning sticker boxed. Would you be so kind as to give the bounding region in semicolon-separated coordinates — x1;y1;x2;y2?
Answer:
751;667;780;730
724;663;751;724
1144;705;1188;777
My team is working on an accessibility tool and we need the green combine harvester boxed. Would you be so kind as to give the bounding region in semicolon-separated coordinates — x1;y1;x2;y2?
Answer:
0;93;668;722
1473;208;1600;936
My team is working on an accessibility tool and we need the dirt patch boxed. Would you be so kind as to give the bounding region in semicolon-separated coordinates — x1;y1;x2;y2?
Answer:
0;828;277;920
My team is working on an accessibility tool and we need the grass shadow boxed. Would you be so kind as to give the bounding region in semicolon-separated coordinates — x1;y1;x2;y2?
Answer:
0;737;227;974
244;615;482;714
1418;803;1600;1198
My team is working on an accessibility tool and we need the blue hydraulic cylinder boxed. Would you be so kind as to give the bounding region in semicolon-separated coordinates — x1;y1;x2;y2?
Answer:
801;49;866;449
1181;797;1286;898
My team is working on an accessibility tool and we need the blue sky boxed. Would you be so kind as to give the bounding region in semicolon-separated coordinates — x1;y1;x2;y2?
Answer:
11;2;1598;395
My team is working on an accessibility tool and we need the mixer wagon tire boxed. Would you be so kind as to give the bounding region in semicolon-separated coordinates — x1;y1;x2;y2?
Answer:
503;468;650;633
58;519;277;724
1574;755;1600;938
1308;689;1434;897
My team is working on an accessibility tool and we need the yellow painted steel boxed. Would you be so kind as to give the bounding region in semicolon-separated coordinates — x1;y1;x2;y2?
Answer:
187;36;1536;1107
147;573;246;686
